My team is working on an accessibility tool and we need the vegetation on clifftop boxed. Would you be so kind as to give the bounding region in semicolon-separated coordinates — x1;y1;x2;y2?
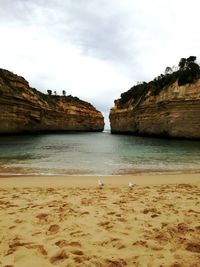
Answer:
36;89;94;109
118;56;200;107
0;68;94;109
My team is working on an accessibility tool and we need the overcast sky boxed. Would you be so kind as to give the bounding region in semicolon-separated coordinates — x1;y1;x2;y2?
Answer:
0;0;200;127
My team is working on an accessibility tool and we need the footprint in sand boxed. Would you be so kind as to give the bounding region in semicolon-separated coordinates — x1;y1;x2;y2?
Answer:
81;199;91;206
70;249;84;256
99;221;113;230
36;213;49;222
107;211;116;215
14;219;23;224
47;224;60;234
69;230;83;236
170;263;183;267
29;244;48;256
132;240;148;248
80;211;90;215
143;208;158;214
6;239;32;256
8;225;16;229
73;255;89;264
55;240;81;248
49;249;68;264
32;231;42;236
185;242;200;253
104;259;127;267
112;242;126;249
151;214;159;218
176;223;191;234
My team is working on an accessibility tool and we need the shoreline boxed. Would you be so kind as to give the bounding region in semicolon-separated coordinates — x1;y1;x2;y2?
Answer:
0;173;199;188
0;166;200;178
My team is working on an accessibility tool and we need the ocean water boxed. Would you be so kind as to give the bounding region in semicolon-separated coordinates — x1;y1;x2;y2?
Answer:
0;130;200;175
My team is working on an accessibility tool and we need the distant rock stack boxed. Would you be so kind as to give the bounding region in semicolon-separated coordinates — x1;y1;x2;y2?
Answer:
109;58;200;139
0;68;104;134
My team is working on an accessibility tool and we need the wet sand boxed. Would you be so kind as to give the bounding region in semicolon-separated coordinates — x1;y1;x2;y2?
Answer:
0;174;200;266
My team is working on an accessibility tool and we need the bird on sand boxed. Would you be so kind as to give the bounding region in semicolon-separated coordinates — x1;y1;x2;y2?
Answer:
98;179;104;189
128;182;136;189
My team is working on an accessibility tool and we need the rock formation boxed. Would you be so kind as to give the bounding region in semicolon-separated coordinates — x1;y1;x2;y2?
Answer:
110;57;200;139
0;68;104;134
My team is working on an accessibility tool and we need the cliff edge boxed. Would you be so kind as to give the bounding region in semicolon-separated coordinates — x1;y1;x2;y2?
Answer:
109;56;200;139
0;68;104;134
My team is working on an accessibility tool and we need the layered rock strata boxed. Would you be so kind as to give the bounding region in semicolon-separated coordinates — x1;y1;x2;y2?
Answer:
110;79;200;139
0;68;104;134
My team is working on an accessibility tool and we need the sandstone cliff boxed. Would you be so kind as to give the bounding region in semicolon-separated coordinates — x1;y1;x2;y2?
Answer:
0;68;104;134
110;58;200;139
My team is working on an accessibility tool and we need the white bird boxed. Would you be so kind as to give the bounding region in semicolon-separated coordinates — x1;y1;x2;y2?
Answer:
98;179;104;189
128;182;136;189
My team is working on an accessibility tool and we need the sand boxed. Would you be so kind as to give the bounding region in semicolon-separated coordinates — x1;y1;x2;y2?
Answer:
0;174;200;267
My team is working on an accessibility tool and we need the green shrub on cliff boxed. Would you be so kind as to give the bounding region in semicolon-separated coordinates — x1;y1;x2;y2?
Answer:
178;57;200;86
118;56;200;107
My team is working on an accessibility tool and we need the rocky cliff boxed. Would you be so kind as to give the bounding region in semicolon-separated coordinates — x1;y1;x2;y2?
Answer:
110;58;200;139
0;68;104;134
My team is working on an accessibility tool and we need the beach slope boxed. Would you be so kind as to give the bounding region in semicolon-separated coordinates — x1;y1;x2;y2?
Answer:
0;174;199;267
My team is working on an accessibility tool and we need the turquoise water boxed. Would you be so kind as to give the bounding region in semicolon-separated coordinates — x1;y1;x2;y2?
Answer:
0;131;200;175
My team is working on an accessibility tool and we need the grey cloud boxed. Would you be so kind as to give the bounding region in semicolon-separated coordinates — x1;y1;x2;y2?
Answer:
0;0;60;28
0;0;139;67
1;0;200;119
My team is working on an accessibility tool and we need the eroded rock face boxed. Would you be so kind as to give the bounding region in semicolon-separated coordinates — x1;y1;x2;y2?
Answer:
0;68;104;134
109;80;200;139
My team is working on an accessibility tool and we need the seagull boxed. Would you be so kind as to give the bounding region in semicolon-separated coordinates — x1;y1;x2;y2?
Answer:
128;182;136;189
98;179;104;189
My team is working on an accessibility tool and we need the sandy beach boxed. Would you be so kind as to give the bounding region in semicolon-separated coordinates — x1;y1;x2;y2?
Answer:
0;174;200;267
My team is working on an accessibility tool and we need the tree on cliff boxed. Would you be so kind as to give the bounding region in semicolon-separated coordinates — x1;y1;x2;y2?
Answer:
62;90;66;96
165;66;173;75
178;56;200;85
178;56;198;70
47;90;52;95
187;56;197;64
178;58;187;70
118;55;200;106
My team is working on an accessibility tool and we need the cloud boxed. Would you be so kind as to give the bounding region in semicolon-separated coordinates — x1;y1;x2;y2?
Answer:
0;0;200;128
